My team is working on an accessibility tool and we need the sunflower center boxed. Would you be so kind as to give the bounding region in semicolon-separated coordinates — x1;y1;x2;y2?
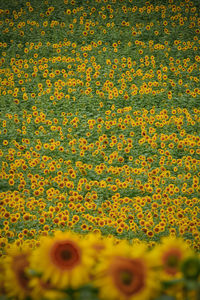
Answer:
60;249;72;260
111;258;145;296
51;240;81;270
166;255;178;268
163;249;182;275
120;270;133;285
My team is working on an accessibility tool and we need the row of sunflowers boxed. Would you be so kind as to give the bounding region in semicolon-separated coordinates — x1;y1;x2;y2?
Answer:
0;231;199;300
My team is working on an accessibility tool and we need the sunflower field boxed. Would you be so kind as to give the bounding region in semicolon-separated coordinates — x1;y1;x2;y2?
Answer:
0;0;200;299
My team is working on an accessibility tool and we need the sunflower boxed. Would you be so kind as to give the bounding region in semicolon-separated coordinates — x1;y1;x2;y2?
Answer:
94;240;159;300
3;243;32;300
151;236;192;280
0;256;6;295
85;233;114;261
29;276;66;300
30;231;94;289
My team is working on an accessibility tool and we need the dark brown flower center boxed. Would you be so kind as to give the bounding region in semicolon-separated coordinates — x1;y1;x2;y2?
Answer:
162;248;182;275
166;255;179;268
111;257;146;296
51;240;81;270
120;270;133;285
60;249;73;260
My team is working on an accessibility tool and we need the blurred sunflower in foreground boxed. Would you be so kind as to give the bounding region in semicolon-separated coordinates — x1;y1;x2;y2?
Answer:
94;240;160;300
150;236;199;300
29;276;66;300
30;231;95;290
0;257;6;296
3;243;32;300
151;236;193;280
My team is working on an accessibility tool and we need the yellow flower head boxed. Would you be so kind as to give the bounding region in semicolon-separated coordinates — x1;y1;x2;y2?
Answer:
94;240;159;300
151;236;192;279
30;231;95;289
3;243;32;300
84;232;106;259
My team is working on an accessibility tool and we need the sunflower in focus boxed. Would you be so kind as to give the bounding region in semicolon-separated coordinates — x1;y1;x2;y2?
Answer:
30;231;95;289
3;243;32;300
94;240;159;300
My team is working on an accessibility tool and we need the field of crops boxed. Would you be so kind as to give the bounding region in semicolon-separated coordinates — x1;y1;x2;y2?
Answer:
0;0;200;299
